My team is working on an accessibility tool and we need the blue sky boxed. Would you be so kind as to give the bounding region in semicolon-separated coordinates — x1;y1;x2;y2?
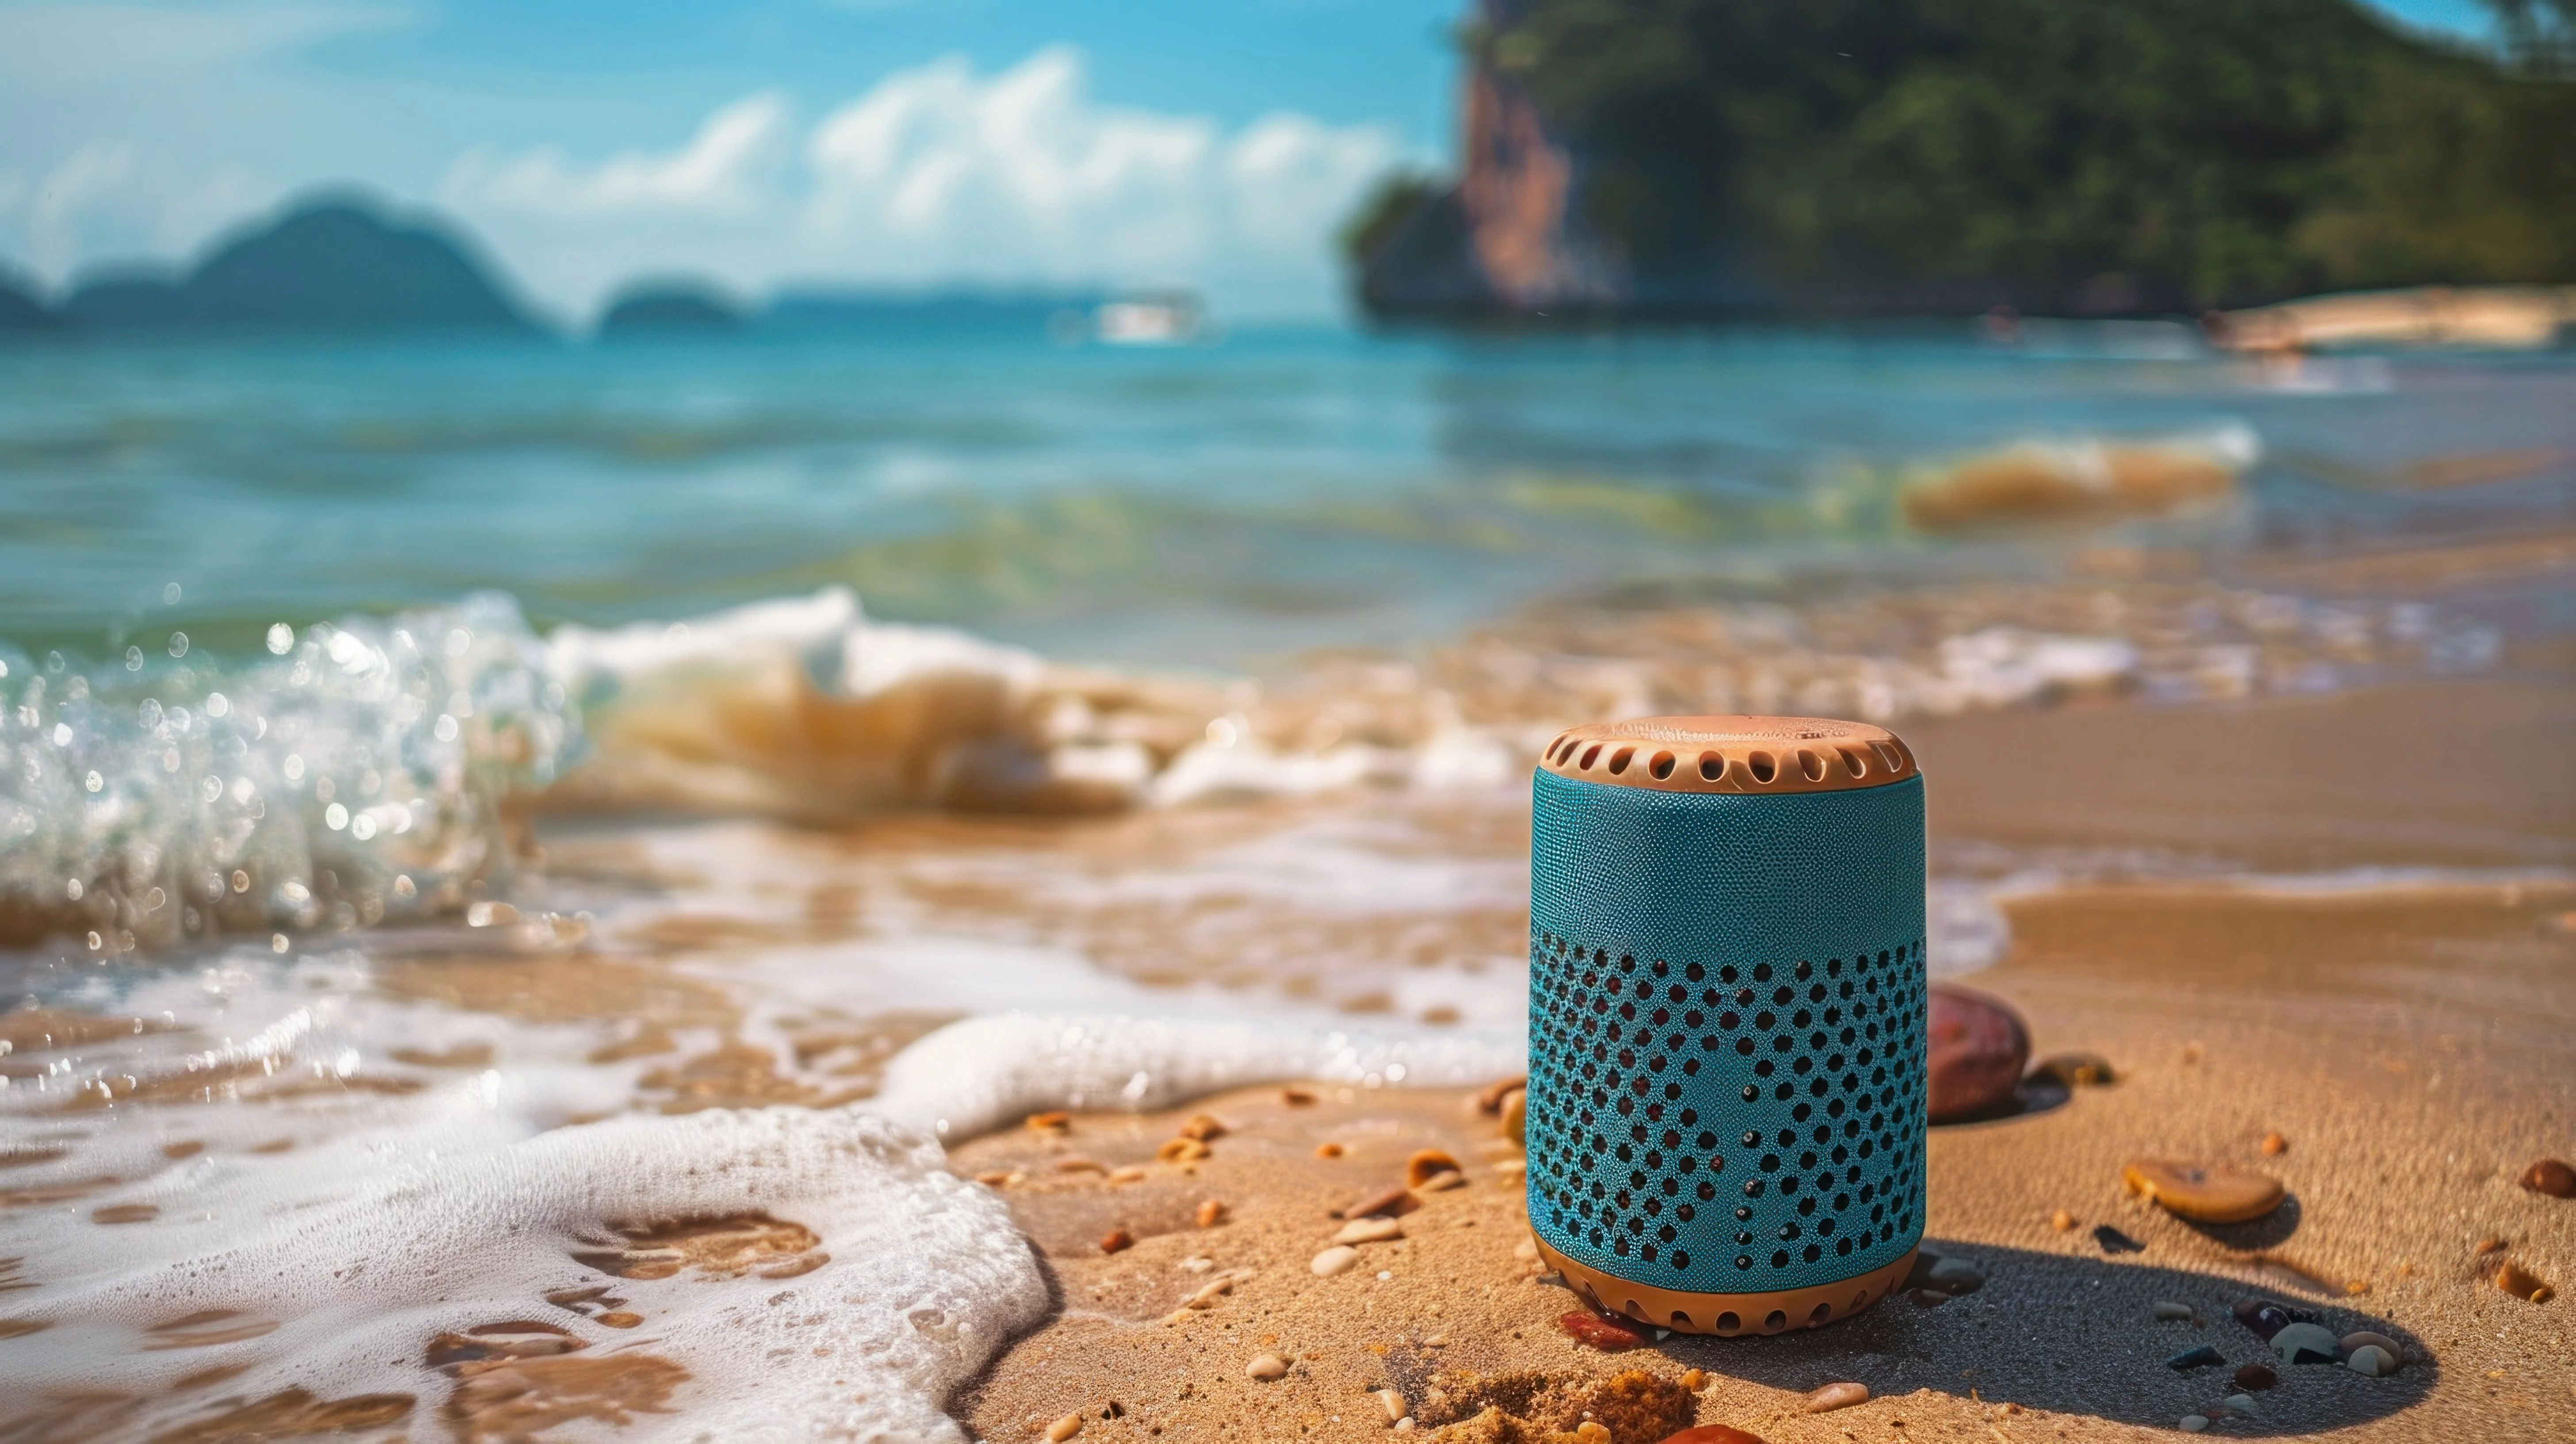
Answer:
0;0;2501;321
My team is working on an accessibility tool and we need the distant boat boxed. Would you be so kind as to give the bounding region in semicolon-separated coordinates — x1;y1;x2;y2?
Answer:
1093;290;1208;346
2207;285;2576;354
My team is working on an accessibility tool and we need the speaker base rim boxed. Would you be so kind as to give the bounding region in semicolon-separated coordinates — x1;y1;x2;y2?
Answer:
1534;1238;1917;1337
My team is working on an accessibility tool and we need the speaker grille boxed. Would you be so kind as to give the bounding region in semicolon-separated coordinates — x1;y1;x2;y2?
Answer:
1526;931;1926;1294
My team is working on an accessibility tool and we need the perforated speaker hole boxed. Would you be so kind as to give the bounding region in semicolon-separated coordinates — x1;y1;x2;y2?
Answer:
1526;930;1927;1293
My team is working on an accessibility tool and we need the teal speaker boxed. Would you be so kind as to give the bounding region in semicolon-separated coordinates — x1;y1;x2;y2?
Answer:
1525;716;1927;1336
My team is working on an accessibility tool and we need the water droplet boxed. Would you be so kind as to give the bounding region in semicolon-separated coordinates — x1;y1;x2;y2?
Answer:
272;934;289;953
163;582;182;605
350;814;377;841
45;651;63;673
84;770;102;793
168;632;189;659
232;870;250;894
267;624;295;655
325;803;349;831
65;879;83;901
86;931;103;950
124;647;144;671
50;723;70;747
283;754;305;782
434;714;459;742
205;692;229;718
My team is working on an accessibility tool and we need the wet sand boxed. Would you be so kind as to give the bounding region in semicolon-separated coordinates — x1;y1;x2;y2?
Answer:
946;679;2576;1442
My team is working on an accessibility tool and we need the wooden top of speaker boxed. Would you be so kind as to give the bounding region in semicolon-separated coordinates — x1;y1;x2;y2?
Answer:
1537;715;1917;795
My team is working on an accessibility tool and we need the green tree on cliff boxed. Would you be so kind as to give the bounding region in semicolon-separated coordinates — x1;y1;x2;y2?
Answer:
1355;0;2576;314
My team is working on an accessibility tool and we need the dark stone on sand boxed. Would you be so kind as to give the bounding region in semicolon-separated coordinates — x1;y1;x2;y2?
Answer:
1928;983;2030;1122
2234;1362;2278;1391
2230;1297;2314;1341
2522;1159;2576;1198
2167;1345;2225;1371
1332;1185;1418;1220
2027;1051;2116;1088
1559;1310;1648;1351
2092;1225;2144;1254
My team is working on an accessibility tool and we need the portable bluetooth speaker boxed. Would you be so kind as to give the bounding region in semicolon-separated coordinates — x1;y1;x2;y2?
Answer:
1525;716;1927;1336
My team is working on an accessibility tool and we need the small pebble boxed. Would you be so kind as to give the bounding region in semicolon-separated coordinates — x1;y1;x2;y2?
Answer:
1417;1169;1465;1193
2260;1131;2287;1156
1196;1198;1227;1229
1312;1246;1361;1277
2093;1225;2144;1255
1047;1412;1084;1442
1500;1089;1526;1148
2167;1345;2224;1371
1099;1229;1133;1255
1246;1353;1288;1381
1394;1421;1415;1433
1924;1256;1986;1294
1156;1138;1210;1164
2339;1330;2402;1360
1475;1076;1528;1114
1177;1114;1227;1142
1334;1217;1405;1245
2232;1363;2277;1391
2269;1322;2340;1365
1180;1256;1215;1273
1282;1087;1318;1106
2495;1260;2553;1303
1404;1150;1463;1189
2224;1393;2256;1411
2520;1159;2576;1199
2230;1298;2311;1340
1315;1142;1346;1159
1906;1288;1950;1307
2179;1415;2209;1433
1927;983;2029;1122
975;1170;1012;1186
2050;1209;2076;1232
2122;1159;2286;1223
1025;1110;1071;1132
596;1311;641;1329
1557;1311;1646;1352
1338;1186;1418;1220
2346;1344;2397;1377
1677;1368;1708;1391
1373;1388;1407;1423
2152;1301;2194;1321
2475;1237;2507;1256
1055;1158;1108;1175
1108;1166;1147;1184
1802;1381;1870;1414
1656;1429;1767;1444
2027;1051;2116;1087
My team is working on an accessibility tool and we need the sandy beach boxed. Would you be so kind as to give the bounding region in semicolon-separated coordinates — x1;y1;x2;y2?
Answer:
944;680;2576;1443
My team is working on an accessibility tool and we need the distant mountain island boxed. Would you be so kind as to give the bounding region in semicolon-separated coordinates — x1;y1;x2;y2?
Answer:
34;200;539;337
0;194;1113;344
1351;0;2576;321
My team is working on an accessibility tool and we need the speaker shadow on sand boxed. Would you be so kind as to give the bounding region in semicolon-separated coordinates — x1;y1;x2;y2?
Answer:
1625;1240;2425;1434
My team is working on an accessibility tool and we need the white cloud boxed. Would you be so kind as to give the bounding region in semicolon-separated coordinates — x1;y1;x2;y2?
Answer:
446;92;793;219
443;48;1408;320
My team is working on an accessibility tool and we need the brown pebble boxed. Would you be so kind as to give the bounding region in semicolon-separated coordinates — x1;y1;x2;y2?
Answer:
595;1311;641;1329
1315;1141;1345;1159
1404;1149;1463;1189
1928;983;2030;1122
1046;1413;1084;1442
1474;1076;1528;1114
2495;1260;2553;1303
1246;1352;1288;1380
1416;1169;1466;1193
2260;1131;2288;1156
2122;1159;2285;1223
1336;1185;1419;1220
1655;1428;1767;1444
1281;1087;1317;1106
2027;1051;2116;1088
1500;1088;1526;1148
1099;1229;1133;1255
1372;1388;1407;1423
1195;1198;1227;1229
2340;1330;2402;1360
2476;1237;2507;1256
1025;1110;1070;1132
2050;1209;2076;1231
1156;1138;1210;1164
1333;1216;1404;1245
1557;1311;1646;1351
974;1170;1012;1187
2233;1362;2277;1391
1178;1114;1227;1142
2521;1159;2576;1198
1054;1157;1108;1175
1802;1381;1869;1413
1677;1367;1708;1390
